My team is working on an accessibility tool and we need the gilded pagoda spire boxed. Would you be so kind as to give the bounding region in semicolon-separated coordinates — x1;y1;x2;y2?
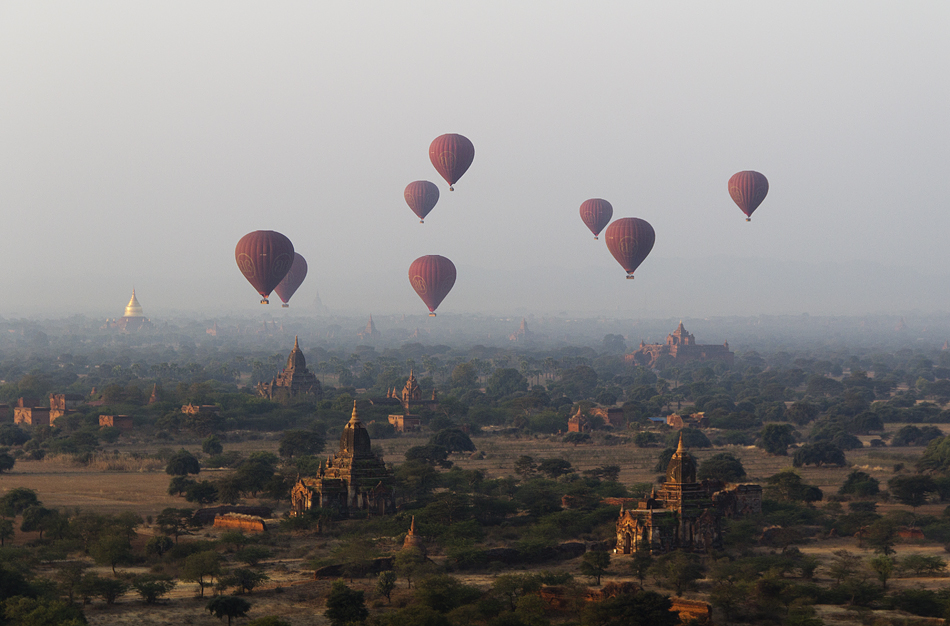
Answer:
124;289;144;318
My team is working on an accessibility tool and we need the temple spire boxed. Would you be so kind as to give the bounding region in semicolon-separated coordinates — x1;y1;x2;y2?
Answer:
676;431;686;453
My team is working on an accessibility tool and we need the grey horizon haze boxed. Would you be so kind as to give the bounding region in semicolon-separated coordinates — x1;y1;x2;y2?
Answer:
1;2;948;320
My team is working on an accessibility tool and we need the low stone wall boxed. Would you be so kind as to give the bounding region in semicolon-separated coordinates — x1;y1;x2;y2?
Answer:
213;514;266;533
671;597;712;623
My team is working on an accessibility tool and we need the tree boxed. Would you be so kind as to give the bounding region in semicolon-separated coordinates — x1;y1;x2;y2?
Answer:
861;518;898;555
405;445;452;469
666;427;711;449
0;487;40;517
514;455;537;479
168;475;196;496
759;423;796;455
492;574;542;611
793;442;846;468
236;546;272;566
580;551;610;585
145;536;174;557
394;546;427;589
0;519;13;547
429;429;476;453
697;453;746;483
785;401;819;426
221;568;269;595
202;435;224;456
582;590;679;626
839;470;880;497
132;575;176;604
181;550;221;597
486;368;529;398
246;619;292;626
19;506;59;540
0;597;87;626
278;430;325;459
765;471;823;502
156;508;198;543
79;573;129;605
90;535;133;576
0;453;14;473
415;574;482;613
537;458;574;480
376;570;397;603
630;545;654;585
325;580;368;626
888;474;938;512
207;595;251;626
869;555;894;590
165;449;200;476
185;481;219;504
648;551;704;595
0;424;30;446
563;432;592;446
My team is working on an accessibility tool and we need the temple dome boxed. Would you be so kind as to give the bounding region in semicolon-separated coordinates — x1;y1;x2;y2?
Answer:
665;432;697;484
123;289;144;318
286;336;307;371
339;402;373;458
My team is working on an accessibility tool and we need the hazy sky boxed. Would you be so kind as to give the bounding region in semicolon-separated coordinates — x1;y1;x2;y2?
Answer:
1;2;948;319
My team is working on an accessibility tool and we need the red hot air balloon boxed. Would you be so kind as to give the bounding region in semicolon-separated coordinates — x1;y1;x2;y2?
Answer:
429;134;475;191
274;253;308;308
604;218;655;279
579;198;613;239
235;230;295;304
728;171;769;221
408;255;457;316
404;181;440;223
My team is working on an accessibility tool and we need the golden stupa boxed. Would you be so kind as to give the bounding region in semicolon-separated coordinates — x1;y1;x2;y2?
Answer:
124;289;144;318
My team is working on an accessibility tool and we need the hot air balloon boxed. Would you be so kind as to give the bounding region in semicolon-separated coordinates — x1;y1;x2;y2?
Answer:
728;171;769;221
274;253;308;308
408;255;456;316
579;198;613;239
429;134;475;191
604;218;655;279
235;230;295;304
404;181;440;223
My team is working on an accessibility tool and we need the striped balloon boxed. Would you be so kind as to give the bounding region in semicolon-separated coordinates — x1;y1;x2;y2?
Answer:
604;218;655;279
728;171;769;221
408;255;457;316
429;134;475;191
579;198;613;239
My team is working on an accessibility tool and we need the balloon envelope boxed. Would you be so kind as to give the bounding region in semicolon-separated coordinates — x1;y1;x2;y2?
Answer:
429;134;475;190
604;218;655;278
728;171;769;221
404;181;440;223
579;198;613;239
408;255;457;315
274;253;308;306
235;230;295;302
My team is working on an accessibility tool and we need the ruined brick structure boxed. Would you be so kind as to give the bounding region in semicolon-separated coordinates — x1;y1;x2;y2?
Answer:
625;321;733;368
567;408;590;433
616;433;761;555
213;513;267;533
388;413;422;433
257;337;322;402
290;403;395;517
385;371;438;412
99;415;134;432
357;316;381;342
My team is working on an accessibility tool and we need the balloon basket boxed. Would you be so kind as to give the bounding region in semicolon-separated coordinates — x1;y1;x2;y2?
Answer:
448;185;454;191
420;220;425;224
625;275;635;280
429;312;437;317
260;298;270;304
594;236;599;240
746;217;751;222
282;304;289;308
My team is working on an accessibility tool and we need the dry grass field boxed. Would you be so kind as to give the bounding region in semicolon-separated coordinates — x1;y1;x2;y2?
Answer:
3;428;950;625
